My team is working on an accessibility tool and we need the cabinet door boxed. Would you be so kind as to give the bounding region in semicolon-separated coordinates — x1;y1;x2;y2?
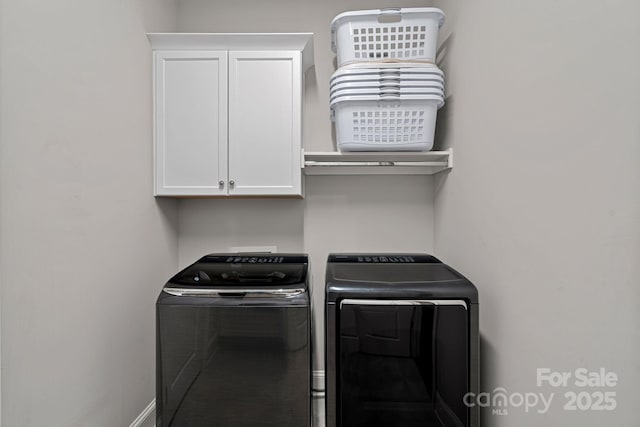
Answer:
228;51;302;196
154;51;228;196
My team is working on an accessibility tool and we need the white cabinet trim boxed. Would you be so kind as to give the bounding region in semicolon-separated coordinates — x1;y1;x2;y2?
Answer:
147;33;314;71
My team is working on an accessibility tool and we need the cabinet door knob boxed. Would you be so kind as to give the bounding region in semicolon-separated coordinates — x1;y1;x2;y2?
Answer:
219;180;225;187
229;180;235;187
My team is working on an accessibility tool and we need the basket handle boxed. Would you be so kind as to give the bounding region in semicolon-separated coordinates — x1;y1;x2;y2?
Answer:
378;8;402;23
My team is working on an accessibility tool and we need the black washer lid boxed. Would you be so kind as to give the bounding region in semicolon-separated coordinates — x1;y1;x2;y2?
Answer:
168;253;308;288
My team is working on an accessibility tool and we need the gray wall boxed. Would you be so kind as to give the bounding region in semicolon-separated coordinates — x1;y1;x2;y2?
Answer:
0;0;178;425
1;0;638;425
432;0;640;425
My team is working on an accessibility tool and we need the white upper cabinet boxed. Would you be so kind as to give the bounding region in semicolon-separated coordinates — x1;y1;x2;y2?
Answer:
148;33;314;197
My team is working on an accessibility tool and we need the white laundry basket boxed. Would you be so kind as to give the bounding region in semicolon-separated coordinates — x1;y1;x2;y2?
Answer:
329;88;445;104
331;7;445;66
330;94;445;152
330;79;445;95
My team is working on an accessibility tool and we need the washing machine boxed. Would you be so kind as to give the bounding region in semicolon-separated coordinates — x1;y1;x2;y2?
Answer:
157;253;311;427
325;254;479;427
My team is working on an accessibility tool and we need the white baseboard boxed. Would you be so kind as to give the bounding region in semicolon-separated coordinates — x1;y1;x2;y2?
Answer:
312;372;326;427
129;399;155;427
313;369;325;395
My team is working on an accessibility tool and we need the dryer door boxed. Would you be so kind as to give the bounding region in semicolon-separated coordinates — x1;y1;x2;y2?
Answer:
338;299;469;427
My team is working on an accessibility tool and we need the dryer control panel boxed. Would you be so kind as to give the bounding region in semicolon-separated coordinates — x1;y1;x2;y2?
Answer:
327;254;440;264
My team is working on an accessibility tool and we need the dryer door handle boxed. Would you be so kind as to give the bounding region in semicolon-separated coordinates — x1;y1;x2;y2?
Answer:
339;299;468;309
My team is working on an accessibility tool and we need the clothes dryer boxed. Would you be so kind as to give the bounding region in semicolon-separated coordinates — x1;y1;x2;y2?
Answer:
325;254;478;427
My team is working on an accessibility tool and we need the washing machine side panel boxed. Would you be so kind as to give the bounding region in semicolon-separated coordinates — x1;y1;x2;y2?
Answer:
325;302;337;427
469;303;480;427
156;303;204;426
156;306;163;426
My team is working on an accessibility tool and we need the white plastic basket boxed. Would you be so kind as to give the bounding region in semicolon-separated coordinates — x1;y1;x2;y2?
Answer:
330;96;444;152
330;80;444;92
331;62;444;76
330;88;445;104
331;7;445;67
331;74;444;85
331;67;444;81
334;61;443;70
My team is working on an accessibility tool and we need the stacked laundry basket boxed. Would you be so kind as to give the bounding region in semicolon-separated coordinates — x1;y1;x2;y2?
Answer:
330;8;446;151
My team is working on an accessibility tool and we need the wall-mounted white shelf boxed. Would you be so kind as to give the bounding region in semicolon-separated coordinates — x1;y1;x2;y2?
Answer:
303;149;452;175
